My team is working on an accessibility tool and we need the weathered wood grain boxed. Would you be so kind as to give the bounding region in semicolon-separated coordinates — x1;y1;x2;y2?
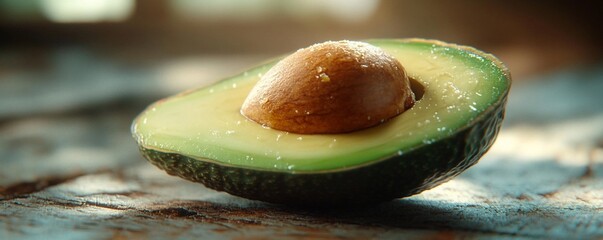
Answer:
1;59;602;239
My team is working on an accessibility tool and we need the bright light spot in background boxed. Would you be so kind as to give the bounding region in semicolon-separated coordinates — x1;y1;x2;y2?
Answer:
489;113;603;167
172;0;381;23
287;0;380;23
41;0;134;23
172;0;273;21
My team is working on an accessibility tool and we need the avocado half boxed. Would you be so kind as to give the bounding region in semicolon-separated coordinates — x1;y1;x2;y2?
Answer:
132;39;511;205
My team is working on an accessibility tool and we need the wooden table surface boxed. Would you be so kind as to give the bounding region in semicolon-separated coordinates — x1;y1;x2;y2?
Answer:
1;52;602;239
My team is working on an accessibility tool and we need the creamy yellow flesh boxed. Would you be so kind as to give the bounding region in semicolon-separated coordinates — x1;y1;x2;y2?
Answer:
133;40;508;172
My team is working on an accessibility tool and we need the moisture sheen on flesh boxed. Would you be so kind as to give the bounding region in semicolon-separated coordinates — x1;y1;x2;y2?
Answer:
133;39;511;205
133;39;510;172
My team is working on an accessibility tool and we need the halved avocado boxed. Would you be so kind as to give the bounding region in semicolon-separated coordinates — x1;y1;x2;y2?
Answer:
132;39;511;205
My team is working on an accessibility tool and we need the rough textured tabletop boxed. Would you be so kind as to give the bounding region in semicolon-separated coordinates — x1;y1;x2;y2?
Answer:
1;52;602;239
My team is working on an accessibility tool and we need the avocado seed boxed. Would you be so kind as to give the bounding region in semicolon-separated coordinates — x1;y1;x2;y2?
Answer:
241;40;415;134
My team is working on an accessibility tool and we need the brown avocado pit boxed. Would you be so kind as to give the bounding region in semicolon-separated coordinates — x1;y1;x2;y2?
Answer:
241;40;416;134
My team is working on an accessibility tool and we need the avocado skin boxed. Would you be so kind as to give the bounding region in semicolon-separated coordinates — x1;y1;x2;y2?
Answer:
139;95;506;206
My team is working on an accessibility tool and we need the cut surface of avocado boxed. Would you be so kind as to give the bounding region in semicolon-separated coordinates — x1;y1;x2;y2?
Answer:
133;39;509;172
133;39;510;205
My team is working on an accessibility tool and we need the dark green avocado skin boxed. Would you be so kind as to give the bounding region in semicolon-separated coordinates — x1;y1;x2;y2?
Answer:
140;95;506;206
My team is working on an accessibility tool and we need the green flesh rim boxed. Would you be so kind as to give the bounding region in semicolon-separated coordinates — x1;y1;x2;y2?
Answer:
132;39;510;172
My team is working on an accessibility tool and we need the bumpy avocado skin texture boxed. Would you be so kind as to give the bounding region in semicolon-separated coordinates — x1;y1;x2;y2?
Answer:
140;98;505;206
136;39;510;206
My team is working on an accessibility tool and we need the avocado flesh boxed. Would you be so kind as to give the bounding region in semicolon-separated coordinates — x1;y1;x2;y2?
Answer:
133;39;509;172
133;39;510;205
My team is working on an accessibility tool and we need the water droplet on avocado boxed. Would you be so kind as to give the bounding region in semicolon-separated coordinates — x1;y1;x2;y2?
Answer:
328;138;338;148
319;73;330;82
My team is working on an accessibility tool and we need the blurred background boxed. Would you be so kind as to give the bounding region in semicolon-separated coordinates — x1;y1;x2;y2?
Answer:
2;0;603;186
1;1;603;238
1;0;602;121
2;0;603;108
